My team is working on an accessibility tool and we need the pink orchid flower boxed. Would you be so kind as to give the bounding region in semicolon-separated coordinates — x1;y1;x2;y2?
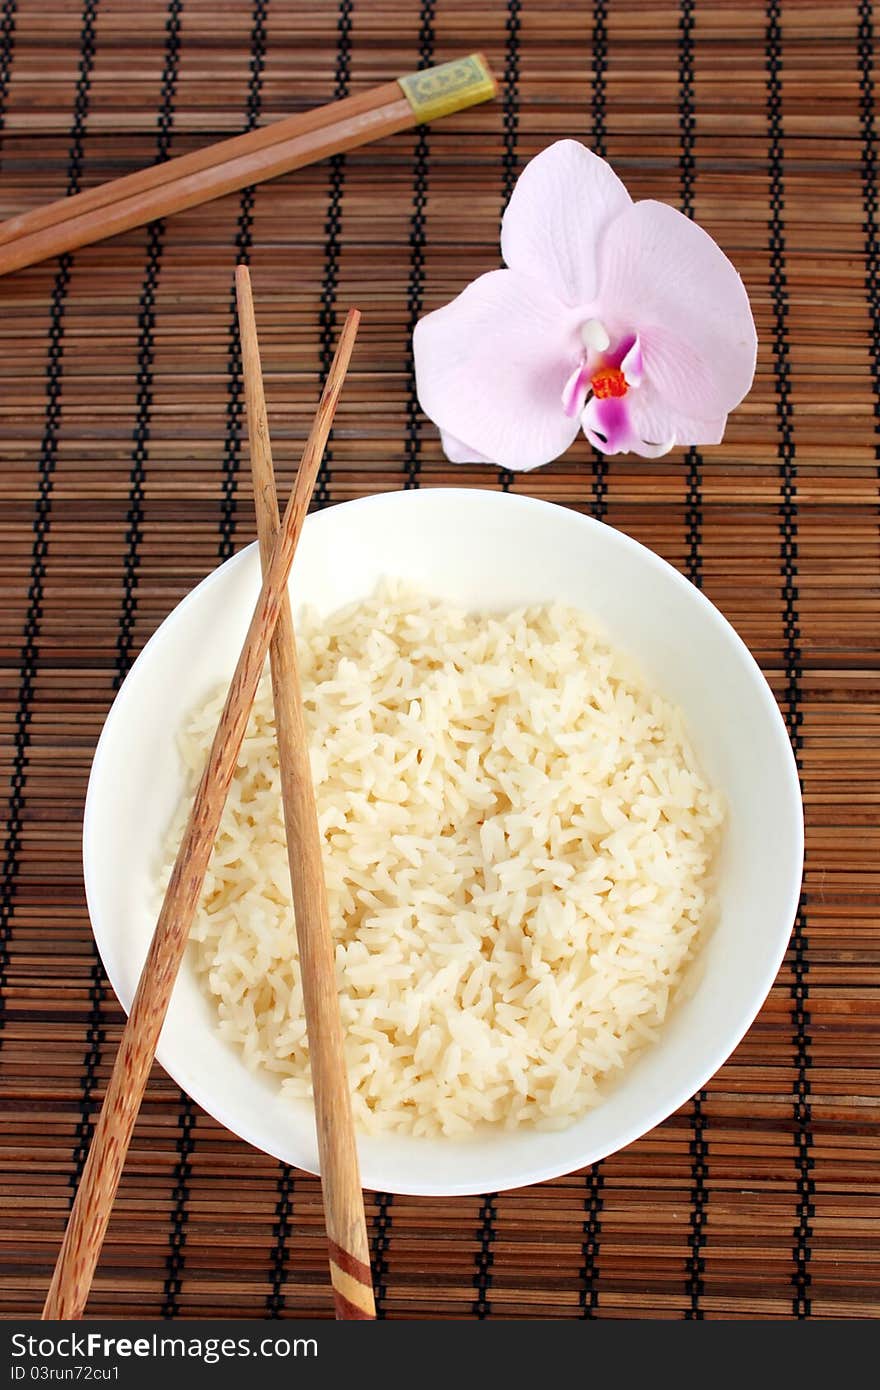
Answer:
414;140;757;471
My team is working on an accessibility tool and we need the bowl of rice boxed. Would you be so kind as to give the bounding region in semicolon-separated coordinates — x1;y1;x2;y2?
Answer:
84;488;803;1195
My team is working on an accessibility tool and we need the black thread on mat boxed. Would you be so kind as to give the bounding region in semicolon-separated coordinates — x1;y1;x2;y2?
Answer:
589;0;609;522
370;1190;394;1318
494;0;521;494
0;1;16;138
0;0;97;1068
858;0;880;473
217;0;269;561
165;1;267;1321
0;2;17;1047
265;1165;296;1317
314;0;353;508
102;0;189;1317
683;445;703;589
114;0;182;689
500;0;521;215
766;0;813;1320
579;1163;604;1317
402;2;434;491
685;1091;709;1316
472;1192;497;1318
161;1098;196;1317
50;0;101;1200
576;6;611;1313
677;0;708;1321
678;1;696;222
591;0;608;160
679;0;703;594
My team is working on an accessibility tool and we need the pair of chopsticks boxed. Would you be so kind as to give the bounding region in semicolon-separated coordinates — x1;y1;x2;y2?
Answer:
42;274;374;1320
237;269;375;1321
0;55;496;278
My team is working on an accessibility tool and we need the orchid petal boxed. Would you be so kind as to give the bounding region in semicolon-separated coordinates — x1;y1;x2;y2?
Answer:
627;384;727;449
561;362;590;418
501;140;632;307
439;430;494;465
620;334;644;387
598;200;757;419
414;269;581;472
630;435;676;459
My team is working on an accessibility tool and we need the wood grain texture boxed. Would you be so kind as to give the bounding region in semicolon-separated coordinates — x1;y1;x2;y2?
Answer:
236;265;375;1320
0;0;877;1321
39;304;360;1320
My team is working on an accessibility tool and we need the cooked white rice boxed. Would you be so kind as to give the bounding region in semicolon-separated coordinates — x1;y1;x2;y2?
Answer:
160;581;723;1137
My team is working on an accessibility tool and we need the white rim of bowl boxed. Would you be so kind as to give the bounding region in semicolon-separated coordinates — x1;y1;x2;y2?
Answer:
83;487;805;1195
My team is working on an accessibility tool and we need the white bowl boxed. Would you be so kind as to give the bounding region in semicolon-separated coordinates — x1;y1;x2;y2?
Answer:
84;488;803;1196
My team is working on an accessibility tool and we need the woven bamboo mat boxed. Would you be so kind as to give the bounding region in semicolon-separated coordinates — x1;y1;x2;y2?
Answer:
0;0;878;1321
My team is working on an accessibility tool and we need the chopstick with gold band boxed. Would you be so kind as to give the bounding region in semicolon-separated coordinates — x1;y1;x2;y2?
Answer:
40;307;360;1322
0;54;497;278
236;265;375;1320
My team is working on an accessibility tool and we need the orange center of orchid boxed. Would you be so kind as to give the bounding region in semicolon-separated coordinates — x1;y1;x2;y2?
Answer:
590;366;627;400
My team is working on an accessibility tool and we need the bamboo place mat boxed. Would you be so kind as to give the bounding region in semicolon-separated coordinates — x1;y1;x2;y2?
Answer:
0;0;878;1321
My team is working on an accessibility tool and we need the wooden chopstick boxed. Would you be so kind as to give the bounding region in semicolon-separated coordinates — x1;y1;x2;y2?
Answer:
41;305;360;1322
236;265;375;1321
0;54;496;278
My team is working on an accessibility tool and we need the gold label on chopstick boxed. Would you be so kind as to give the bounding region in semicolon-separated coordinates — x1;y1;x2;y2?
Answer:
398;53;497;124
